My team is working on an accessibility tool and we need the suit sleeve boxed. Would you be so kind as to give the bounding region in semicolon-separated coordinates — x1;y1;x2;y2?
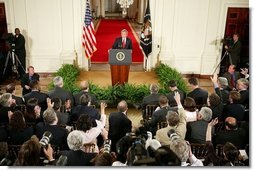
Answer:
129;39;132;50
112;38;118;49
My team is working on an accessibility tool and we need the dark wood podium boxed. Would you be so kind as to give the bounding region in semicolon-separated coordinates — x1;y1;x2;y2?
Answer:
109;49;132;86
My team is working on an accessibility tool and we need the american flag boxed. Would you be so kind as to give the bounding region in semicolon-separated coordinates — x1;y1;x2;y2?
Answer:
82;0;96;59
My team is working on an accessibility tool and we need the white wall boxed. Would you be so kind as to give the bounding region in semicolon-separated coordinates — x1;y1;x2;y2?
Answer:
1;0;249;74
2;0;88;72
149;0;249;75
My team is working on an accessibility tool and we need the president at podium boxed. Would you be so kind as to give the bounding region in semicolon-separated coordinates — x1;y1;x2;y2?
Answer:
112;29;132;50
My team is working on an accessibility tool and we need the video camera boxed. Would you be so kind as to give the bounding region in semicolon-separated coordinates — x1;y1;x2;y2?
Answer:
221;36;233;47
1;33;15;51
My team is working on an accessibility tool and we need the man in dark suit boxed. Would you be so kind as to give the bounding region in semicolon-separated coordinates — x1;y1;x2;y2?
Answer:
236;78;249;109
48;76;74;107
214;117;247;148
5;83;24;105
23;80;48;111
73;81;97;106
187;77;208;108
71;94;100;127
223;65;240;90
108;100;132;152
35;108;68;150
146;95;177;135
14;28;26;78
112;29;132;49
21;66;40;96
167;80;186;107
51;97;70;126
225;33;242;66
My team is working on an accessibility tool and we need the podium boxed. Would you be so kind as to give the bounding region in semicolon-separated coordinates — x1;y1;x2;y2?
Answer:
109;49;132;86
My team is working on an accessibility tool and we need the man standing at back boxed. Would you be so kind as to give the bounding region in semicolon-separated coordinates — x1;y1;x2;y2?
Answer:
108;100;132;152
112;29;132;49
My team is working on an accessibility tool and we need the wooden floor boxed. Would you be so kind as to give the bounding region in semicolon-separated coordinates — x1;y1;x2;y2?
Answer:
0;68;215;129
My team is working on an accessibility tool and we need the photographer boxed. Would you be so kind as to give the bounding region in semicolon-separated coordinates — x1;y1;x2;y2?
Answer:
14;28;26;78
224;33;242;67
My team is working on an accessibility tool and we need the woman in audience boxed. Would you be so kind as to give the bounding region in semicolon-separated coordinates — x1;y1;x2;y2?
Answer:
59;130;97;166
9;110;34;145
207;93;223;120
14;135;55;166
183;97;197;122
76;102;107;152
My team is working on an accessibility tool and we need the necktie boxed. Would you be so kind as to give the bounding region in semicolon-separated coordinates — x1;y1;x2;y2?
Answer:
122;39;126;48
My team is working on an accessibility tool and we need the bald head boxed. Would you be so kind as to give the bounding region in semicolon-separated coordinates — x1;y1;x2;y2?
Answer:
225;117;237;130
80;81;89;91
117;100;128;113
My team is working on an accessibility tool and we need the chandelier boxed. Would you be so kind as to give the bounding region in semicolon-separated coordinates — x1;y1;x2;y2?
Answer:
117;0;134;16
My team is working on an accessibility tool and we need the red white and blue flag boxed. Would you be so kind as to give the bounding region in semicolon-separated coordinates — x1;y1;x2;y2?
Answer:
82;0;97;59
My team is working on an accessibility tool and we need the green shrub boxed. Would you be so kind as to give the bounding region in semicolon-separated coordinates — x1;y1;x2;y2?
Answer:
154;63;189;93
48;64;81;93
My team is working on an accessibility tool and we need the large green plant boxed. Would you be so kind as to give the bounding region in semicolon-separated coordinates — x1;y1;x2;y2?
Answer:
154;63;189;93
48;64;81;93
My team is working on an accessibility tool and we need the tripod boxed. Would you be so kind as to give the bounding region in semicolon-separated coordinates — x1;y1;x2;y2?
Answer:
212;50;232;75
2;50;26;79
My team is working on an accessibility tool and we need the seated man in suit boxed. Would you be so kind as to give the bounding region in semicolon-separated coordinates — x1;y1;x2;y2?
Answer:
23;80;48;111
48;76;74;107
236;78;249;109
51;97;70;126
21;66;40;96
223;65;240;90
112;29;132;49
108;100;132;152
0;93;15;125
140;84;162;118
5;83;24;105
187;77;208;108
35;107;69;150
213;117;247;148
167;80;186;107
73;81;97;106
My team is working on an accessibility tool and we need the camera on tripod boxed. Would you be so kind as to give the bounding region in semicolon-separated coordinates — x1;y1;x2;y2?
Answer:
2;33;15;51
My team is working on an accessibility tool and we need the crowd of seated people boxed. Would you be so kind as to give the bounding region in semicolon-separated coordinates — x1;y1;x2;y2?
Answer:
0;65;249;166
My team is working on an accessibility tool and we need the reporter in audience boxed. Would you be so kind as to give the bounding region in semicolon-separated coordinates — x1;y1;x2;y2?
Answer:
21;66;40;96
24;98;42;123
207;93;223;120
236;78;249;109
5;83;24;105
51;97;70;126
9;110;34;145
183;97;197;122
167;80;186;107
59;130;97;166
0;93;15;124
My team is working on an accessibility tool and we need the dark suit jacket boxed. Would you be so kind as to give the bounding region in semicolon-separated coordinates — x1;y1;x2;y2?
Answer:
35;122;69;150
209;103;224;121
73;91;97;106
112;37;132;49
108;112;132;152
141;93;162;110
167;89;186;107
186;120;209;144
56;111;70;126
71;105;100;127
23;90;49;111
148;106;177;135
215;87;229;105
9;127;34;145
0;106;11;125
59;150;96;166
187;88;208;107
223;71;240;90
21;73;40;96
48;87;74;106
12;95;24;105
239;90;249;109
228;40;242;66
225;103;245;121
214;128;247;148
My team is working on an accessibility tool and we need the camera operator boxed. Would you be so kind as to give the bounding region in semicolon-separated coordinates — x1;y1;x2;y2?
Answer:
14;28;26;78
224;33;242;67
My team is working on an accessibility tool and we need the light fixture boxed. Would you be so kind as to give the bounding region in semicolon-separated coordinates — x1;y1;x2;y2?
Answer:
117;0;134;16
